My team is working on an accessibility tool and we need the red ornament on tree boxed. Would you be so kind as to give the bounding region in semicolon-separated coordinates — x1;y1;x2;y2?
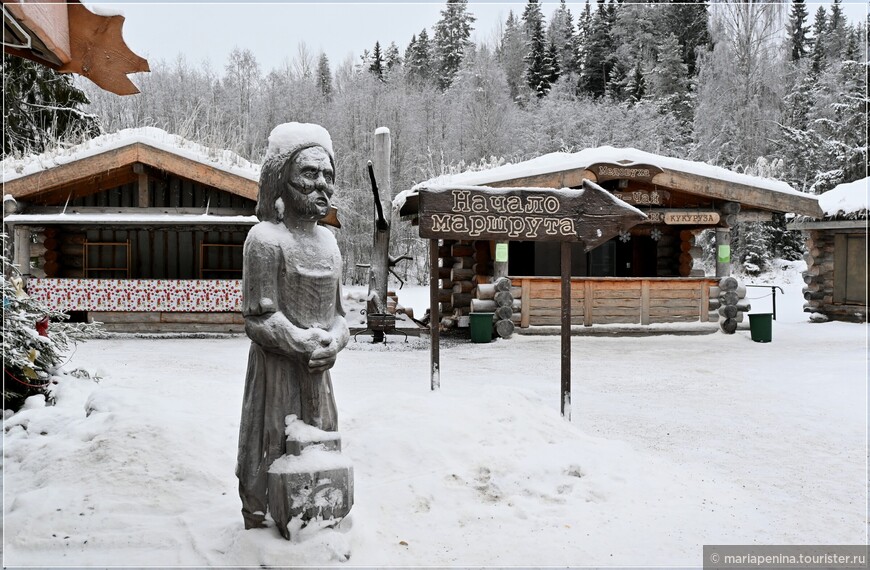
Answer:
35;316;49;337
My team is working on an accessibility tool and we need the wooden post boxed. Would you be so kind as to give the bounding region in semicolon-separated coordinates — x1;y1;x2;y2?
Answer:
429;239;440;391
520;278;531;328
715;228;731;278
700;280;710;322
583;281;593;327
640;279;650;325
367;128;392;342
13;226;31;276
560;242;571;420
134;163;149;207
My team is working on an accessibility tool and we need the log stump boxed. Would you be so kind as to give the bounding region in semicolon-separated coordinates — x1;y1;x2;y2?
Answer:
267;418;354;541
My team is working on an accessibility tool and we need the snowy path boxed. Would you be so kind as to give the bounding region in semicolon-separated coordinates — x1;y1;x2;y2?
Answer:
3;319;866;566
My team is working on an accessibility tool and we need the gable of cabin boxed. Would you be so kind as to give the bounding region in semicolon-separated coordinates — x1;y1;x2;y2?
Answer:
3;141;259;283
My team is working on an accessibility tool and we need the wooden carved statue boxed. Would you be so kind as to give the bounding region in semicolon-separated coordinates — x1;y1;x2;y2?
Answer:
236;123;353;540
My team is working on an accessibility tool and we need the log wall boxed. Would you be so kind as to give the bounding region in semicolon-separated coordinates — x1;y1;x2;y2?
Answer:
802;229;867;323
34;226;247;279
90;311;245;333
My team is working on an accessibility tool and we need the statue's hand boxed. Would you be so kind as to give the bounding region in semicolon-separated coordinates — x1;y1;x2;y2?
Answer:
291;327;328;354
308;336;339;373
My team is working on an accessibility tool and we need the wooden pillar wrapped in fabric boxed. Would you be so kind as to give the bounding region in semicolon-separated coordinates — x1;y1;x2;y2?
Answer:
715;228;731;278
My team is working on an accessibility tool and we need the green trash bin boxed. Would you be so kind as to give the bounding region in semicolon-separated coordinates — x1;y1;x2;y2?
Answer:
748;313;773;343
469;312;494;343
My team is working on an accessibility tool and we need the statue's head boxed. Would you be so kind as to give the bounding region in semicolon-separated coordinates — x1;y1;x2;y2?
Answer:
257;123;335;223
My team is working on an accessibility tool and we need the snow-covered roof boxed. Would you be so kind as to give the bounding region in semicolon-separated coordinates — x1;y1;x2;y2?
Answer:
397;146;821;218
413;146;799;195
818;177;868;218
1;127;260;185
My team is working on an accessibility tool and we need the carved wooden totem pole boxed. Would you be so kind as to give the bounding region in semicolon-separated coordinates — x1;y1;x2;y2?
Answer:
236;123;353;540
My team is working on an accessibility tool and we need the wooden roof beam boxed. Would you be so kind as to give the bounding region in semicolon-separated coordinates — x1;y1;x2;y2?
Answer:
652;170;823;218
136;145;258;201
484;168;597;190
3;145;140;199
31;167;138;206
3;143;258;202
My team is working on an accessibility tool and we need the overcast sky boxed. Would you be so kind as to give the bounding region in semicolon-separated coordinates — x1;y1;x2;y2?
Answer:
96;1;869;75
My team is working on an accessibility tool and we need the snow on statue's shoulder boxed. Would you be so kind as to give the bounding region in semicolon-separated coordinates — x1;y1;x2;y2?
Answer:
818;177;869;217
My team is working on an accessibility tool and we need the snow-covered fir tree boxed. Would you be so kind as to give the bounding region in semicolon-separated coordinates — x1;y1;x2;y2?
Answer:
369;41;385;80
826;0;846;60
405;29;434;86
317;52;333;99
787;0;810;61
385;42;402;72
523;0;551;98
809;6;828;75
624;62;646;103
2;54;99;157
578;0;617;98
498;11;528;102
738;222;769;276
575;0;593;83
546;37;561;88
660;0;710;78
547;0;578;76
648;32;689;119
433;0;475;90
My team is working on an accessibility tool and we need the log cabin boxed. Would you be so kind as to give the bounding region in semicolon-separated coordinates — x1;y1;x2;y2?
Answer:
2;128;261;332
788;178;868;323
396;147;824;330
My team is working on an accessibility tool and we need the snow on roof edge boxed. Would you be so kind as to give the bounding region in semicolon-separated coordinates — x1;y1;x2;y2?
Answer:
818;177;869;218
1;127;261;185
410;146;803;198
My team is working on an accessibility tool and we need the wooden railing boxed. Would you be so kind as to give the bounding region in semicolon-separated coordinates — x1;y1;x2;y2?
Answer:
514;277;717;327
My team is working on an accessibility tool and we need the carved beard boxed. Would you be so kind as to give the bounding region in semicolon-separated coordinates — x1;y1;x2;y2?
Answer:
284;182;327;221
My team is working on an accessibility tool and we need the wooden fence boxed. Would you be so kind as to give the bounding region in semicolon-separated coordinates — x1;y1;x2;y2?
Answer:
516;277;717;326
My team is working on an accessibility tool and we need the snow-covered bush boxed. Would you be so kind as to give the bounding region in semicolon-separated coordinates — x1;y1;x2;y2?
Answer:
2;237;102;410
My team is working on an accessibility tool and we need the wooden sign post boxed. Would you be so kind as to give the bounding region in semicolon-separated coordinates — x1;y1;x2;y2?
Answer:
417;180;647;417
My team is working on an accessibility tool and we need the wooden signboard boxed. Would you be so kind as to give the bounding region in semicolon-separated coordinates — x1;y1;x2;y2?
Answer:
613;189;670;206
640;209;721;225
419;180;647;419
418;182;647;252
587;162;664;183
664;210;720;225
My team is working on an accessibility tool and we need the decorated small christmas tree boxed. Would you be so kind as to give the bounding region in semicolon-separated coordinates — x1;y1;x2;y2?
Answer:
2;236;101;410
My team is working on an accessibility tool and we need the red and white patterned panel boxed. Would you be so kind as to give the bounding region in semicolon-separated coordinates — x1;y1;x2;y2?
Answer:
26;279;243;312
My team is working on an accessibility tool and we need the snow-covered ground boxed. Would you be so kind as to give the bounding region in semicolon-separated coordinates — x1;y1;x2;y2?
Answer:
3;264;867;567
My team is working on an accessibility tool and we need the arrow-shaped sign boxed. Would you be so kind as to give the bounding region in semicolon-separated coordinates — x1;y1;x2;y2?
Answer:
417;179;647;250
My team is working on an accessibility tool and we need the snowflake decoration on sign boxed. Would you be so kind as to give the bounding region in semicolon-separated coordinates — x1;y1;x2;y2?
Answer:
618;230;631;243
650;227;662;241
